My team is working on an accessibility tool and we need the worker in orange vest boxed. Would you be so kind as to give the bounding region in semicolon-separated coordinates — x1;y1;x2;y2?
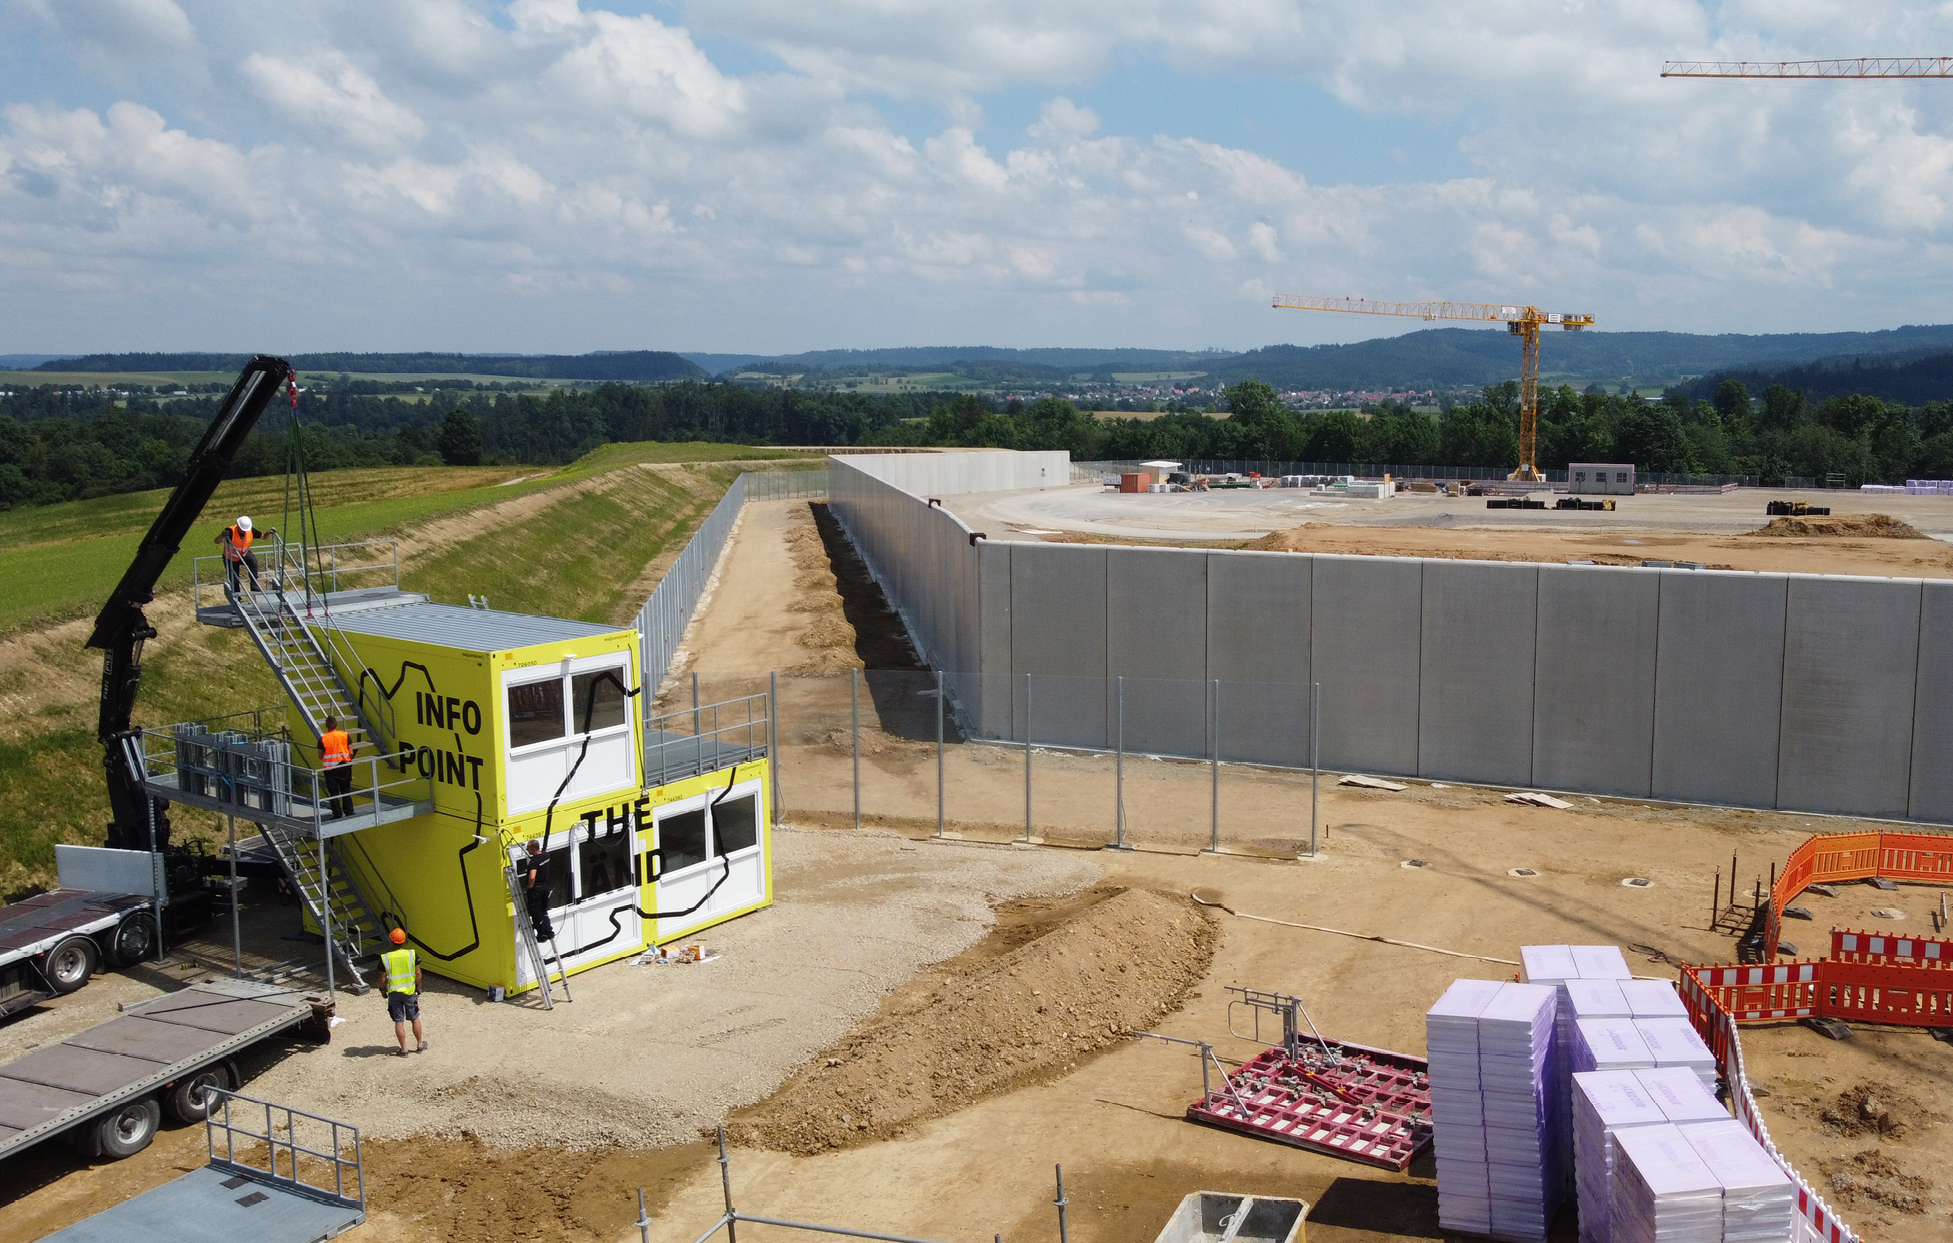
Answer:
320;714;355;819
215;515;276;593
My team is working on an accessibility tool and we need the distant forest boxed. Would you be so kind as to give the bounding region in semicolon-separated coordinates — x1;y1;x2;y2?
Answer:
4;373;1951;509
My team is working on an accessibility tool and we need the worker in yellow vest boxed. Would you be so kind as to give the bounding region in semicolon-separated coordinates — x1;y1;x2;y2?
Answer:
383;927;426;1056
214;515;276;593
320;715;355;820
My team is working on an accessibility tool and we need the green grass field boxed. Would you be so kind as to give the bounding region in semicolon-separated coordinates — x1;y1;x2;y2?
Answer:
0;443;820;894
0;369;593;389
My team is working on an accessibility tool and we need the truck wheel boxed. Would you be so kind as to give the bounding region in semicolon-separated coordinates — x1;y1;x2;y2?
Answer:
165;1064;233;1124
94;1098;161;1159
44;936;97;994
106;912;157;967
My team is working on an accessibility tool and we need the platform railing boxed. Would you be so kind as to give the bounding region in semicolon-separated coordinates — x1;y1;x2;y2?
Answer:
193;537;403;614
130;712;432;837
644;691;771;787
206;1089;364;1209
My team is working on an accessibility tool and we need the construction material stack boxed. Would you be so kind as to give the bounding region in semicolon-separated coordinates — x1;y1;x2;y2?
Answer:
1570;1067;1729;1243
1610;1124;1724;1243
1678;1120;1796;1243
1521;944;1633;1191
1427;979;1562;1241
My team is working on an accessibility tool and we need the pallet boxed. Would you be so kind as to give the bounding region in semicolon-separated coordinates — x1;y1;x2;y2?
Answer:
1184;1040;1432;1171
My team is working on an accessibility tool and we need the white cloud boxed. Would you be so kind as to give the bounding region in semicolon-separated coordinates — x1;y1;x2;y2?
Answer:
1;0;1952;350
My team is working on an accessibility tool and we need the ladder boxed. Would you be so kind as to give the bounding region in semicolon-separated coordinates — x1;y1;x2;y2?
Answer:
503;865;571;1008
259;820;386;992
230;577;390;760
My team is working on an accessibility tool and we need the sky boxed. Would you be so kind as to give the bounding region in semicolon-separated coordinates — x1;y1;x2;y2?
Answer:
4;1;1953;355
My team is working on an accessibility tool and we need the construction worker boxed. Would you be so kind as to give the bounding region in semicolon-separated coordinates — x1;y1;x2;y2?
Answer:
522;839;556;942
215;515;276;593
382;927;426;1056
320;715;354;819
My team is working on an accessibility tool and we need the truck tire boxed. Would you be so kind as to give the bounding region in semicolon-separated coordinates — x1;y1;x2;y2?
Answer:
43;936;97;994
93;1098;161;1159
105;911;157;967
165;1063;234;1124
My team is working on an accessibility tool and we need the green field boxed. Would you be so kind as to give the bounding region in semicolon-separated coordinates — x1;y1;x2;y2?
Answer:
0;442;820;894
0;369;595;391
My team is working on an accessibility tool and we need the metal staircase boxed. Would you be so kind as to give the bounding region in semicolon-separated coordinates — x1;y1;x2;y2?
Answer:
259;819;387;991
230;581;390;759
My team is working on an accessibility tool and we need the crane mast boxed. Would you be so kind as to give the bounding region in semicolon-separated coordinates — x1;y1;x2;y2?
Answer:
1662;58;1953;78
1271;294;1593;482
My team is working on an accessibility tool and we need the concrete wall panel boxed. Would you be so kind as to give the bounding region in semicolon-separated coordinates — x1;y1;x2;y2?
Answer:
1908;580;1953;823
1778;576;1921;818
1650;572;1787;808
1208;551;1312;767
1108;547;1207;756
1311;555;1422;776
1009;542;1108;747
1419;560;1538;786
1532;566;1659;797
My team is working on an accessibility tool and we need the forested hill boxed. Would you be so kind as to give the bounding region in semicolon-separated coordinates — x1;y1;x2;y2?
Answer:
35;351;706;382
1673;350;1953;408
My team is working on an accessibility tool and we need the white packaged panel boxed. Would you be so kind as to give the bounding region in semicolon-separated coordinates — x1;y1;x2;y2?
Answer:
1108;547;1209;758
1909;580;1953;823
1651;572;1788;808
1310;555;1423;776
1009;542;1108;747
1207;551;1313;768
1419;560;1539;786
1533;566;1659;797
1778;576;1922;818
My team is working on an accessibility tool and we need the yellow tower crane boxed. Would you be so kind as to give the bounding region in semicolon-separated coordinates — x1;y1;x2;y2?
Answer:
1661;58;1953;79
1271;294;1594;482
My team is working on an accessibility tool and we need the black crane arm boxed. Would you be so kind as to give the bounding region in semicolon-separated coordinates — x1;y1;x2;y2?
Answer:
87;355;293;850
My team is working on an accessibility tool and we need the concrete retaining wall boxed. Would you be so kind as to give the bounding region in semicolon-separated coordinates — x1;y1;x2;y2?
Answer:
828;452;1947;824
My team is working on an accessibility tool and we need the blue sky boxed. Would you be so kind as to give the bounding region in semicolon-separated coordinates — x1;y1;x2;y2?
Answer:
2;0;1952;354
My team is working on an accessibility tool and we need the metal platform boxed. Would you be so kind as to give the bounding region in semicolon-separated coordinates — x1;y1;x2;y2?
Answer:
1186;1040;1433;1171
39;1163;364;1242
195;585;428;629
41;1090;364;1243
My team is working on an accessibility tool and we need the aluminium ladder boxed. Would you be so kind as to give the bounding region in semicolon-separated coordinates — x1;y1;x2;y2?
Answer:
503;866;571;1008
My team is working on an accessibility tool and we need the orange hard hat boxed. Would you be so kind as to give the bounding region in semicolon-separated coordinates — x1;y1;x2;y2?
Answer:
389;928;406;945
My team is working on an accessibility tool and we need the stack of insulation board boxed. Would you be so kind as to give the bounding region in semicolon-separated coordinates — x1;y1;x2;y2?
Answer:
1522;944;1634;1189
1572;1067;1729;1243
1611;1124;1724;1243
1571;1011;1718;1093
1679;1119;1796;1243
1427;979;1562;1241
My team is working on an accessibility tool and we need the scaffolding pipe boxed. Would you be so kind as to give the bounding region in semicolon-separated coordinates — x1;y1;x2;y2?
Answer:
934;669;944;839
851;668;861;832
1023;673;1033;843
1310;682;1320;857
1208;679;1219;853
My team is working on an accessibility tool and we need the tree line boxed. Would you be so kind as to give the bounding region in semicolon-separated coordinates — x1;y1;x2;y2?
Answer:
5;374;1951;509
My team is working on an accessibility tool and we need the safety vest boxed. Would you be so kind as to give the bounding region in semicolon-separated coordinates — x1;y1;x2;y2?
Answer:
223;526;255;562
383;946;417;995
321;729;352;766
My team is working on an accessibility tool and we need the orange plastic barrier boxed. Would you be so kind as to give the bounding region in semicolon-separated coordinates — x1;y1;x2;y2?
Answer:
1765;829;1952;958
1830;927;1953;965
1685;962;1821;1022
1820;959;1953;1025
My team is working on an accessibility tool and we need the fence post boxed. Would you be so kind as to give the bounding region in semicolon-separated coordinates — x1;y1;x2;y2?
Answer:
1310;681;1321;856
769;671;781;830
1024;673;1033;843
1113;676;1128;850
935;669;945;840
1207;679;1220;853
851;668;861;832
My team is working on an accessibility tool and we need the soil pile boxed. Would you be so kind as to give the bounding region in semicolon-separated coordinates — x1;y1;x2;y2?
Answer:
782;507;862;673
1821;1083;1915;1141
1821;1149;1933;1216
1748;513;1927;539
725;887;1215;1155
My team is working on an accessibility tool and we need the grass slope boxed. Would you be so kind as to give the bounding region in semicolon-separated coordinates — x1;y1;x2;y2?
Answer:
0;444;818;894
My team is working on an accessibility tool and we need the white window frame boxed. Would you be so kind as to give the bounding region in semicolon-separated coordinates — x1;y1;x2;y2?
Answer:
502;654;636;815
651;779;765;883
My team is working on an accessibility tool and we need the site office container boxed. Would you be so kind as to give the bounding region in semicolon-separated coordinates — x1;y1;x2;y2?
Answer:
293;610;773;994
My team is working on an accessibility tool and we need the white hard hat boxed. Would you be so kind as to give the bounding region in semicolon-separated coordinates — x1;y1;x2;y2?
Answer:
236;516;252;532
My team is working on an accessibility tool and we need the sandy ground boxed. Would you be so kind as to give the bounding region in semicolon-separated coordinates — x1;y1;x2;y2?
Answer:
5;491;1949;1243
945;484;1953;575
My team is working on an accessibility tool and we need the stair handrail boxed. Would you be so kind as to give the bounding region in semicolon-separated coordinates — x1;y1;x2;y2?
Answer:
261;537;402;762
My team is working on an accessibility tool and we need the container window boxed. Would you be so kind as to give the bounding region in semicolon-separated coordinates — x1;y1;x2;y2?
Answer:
661;808;708;874
572;669;628;733
578;828;632;898
713;795;758;856
519;843;573;912
508;679;565;749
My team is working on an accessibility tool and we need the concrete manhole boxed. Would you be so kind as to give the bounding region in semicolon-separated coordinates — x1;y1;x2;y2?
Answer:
1508;868;1539;878
1620;877;1653;888
1401;859;1429;869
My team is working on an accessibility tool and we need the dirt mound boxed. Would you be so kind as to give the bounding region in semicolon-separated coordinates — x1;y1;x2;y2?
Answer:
1821;1149;1933;1215
1821;1082;1915;1141
1748;513;1927;540
724;887;1215;1155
